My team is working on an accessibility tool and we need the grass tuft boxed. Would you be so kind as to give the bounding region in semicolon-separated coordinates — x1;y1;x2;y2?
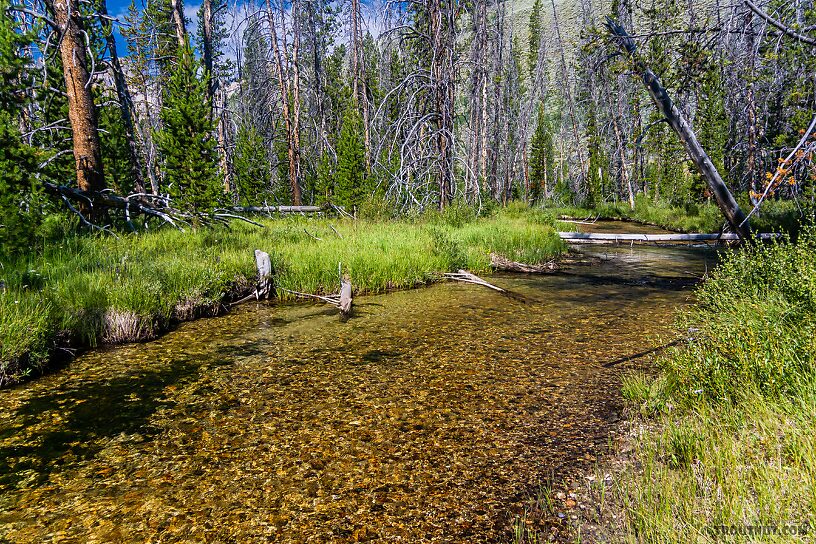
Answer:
594;227;816;542
0;207;564;385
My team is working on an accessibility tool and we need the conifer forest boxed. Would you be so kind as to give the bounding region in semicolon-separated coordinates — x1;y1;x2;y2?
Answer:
1;0;815;541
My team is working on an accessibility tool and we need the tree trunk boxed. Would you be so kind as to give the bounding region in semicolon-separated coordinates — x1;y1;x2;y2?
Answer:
99;0;145;194
606;18;751;240
202;0;214;104
429;0;455;209
46;0;106;206
171;0;187;48
266;0;302;205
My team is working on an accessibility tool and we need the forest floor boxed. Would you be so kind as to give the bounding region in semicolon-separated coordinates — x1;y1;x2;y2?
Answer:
0;205;565;386
511;227;816;543
546;195;803;235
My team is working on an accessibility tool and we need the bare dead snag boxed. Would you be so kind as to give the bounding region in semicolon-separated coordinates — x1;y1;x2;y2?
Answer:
255;250;273;299
339;276;353;319
605;18;752;242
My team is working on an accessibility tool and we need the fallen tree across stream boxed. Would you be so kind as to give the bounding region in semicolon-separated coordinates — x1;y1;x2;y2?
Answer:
559;232;781;244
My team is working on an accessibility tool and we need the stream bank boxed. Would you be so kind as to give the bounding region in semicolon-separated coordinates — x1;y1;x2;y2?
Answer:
0;222;717;542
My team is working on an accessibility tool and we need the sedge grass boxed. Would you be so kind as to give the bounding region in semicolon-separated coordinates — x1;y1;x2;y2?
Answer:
587;227;816;543
0;208;564;385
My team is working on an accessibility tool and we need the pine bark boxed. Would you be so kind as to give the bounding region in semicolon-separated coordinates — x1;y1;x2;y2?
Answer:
46;0;106;201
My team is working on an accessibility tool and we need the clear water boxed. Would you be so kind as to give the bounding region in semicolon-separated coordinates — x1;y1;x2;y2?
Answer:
0;223;718;543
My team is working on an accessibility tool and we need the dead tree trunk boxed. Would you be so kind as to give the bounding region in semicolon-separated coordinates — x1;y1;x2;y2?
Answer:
266;0;302;205
171;0;187;48
201;0;215;103
339;276;353;319
46;0;106;208
99;0;145;194
605;18;751;240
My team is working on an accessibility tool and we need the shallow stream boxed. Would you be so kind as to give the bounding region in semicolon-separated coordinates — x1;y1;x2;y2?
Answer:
0;222;717;543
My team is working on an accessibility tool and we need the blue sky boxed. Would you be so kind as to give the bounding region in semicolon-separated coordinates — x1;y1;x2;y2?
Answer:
107;0;204;55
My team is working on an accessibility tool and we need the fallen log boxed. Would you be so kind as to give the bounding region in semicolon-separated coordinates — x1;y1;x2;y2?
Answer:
558;232;781;243
279;264;353;319
490;253;559;273
231;205;323;214
444;270;506;292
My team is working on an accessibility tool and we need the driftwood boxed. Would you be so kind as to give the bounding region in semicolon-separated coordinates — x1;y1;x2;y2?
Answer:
605;18;752;241
280;265;353;318
231;205;323;214
444;270;506;292
559;232;781;243
490;253;559;273
232;249;274;306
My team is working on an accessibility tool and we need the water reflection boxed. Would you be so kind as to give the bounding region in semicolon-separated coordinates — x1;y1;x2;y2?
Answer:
0;227;718;542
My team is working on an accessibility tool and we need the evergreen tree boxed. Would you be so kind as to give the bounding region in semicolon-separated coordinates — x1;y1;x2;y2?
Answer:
529;103;554;202
0;0;39;257
233;123;272;205
334;107;367;208
155;43;220;214
528;0;542;76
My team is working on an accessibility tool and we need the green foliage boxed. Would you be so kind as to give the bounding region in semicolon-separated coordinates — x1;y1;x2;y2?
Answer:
608;234;816;541
233;123;272;205
0;210;564;385
334;107;368;208
0;2;40;258
155;42;221;214
529;103;555;202
665;228;816;399
527;0;542;75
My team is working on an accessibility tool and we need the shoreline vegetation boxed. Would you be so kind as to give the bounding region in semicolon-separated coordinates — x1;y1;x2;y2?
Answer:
558;226;815;543
545;196;804;235
0;204;565;387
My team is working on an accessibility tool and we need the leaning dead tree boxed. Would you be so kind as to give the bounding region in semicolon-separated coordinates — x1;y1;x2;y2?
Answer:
605;18;752;241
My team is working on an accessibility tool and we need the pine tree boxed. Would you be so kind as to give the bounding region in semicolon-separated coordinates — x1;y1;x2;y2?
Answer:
0;0;38;257
155;42;220;214
528;0;542;76
334;107;367;208
529;103;554;202
233;123;272;206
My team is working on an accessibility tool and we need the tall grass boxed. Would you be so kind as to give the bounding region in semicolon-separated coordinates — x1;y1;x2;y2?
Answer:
0;207;564;385
590;228;816;542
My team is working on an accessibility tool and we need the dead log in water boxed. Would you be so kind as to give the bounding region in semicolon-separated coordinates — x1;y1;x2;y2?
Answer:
558;232;781;244
444;270;506;292
490;253;559;273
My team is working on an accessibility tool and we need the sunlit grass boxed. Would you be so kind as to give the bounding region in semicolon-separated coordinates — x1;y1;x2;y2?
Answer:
0;207;565;384
589;227;816;542
546;194;803;235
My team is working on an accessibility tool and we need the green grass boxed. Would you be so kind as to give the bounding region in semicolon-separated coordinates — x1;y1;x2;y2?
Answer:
589;227;816;542
0;207;564;385
547;195;805;235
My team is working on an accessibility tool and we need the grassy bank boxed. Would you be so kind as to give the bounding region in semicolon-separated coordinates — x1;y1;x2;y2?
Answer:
586;228;816;542
549;195;803;234
0;206;564;386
